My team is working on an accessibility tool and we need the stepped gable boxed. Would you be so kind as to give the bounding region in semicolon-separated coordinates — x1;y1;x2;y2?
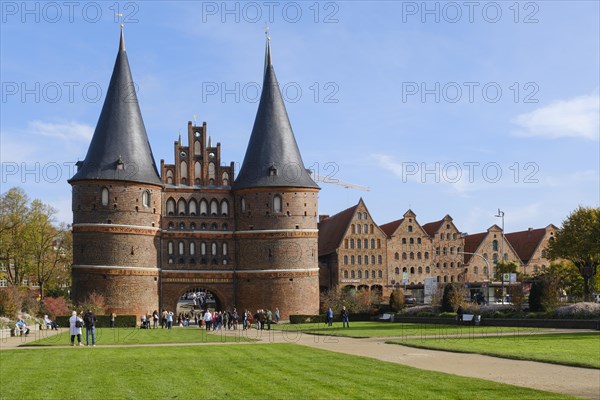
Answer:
70;28;161;186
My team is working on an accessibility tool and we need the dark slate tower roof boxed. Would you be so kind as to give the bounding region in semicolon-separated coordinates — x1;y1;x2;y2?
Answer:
233;37;319;190
69;28;161;186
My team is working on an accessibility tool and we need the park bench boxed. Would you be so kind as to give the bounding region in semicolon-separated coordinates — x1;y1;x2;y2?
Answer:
378;313;394;322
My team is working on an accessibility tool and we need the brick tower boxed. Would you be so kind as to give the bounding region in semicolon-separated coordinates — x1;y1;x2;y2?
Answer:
69;28;162;317
233;36;320;317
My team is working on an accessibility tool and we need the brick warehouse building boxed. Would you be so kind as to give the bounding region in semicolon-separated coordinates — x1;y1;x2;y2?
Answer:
69;29;319;318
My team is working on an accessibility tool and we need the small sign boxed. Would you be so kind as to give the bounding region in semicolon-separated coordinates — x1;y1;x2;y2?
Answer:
502;273;510;282
509;273;517;283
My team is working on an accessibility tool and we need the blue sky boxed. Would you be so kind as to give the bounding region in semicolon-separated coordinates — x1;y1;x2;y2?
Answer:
1;1;599;234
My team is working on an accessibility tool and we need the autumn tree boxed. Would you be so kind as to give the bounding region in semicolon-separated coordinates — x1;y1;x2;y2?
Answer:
548;207;600;301
0;188;31;286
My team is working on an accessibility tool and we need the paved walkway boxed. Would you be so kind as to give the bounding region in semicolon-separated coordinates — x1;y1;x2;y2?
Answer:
2;327;599;399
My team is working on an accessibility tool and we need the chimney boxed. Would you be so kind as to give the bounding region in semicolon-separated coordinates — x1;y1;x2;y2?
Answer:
319;215;330;223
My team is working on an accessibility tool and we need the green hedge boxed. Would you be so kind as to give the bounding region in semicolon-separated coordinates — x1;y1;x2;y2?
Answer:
55;315;137;328
289;313;373;324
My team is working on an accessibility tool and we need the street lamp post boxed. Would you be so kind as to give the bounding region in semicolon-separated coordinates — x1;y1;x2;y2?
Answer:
495;209;505;304
459;251;491;304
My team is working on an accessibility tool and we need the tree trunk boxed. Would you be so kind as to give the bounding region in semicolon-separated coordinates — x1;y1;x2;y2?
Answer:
583;276;590;302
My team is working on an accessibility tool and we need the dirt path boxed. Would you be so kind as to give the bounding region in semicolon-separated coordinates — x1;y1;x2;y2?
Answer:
2;328;599;399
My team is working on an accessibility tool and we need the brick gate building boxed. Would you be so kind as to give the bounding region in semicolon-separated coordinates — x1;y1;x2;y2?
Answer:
69;29;319;318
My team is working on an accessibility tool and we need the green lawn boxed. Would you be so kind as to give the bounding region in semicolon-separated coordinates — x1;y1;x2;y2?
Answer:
274;321;544;338
0;344;574;399
389;332;600;369
25;326;252;346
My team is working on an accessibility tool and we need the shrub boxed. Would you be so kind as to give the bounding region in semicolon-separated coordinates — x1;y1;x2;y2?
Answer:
77;291;107;315
41;296;71;319
398;305;435;316
529;275;560;312
0;287;21;319
389;289;405;312
441;283;466;312
555;302;600;319
56;314;137;328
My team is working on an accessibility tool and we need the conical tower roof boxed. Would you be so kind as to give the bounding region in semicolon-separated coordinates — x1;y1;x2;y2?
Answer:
233;37;319;190
70;28;161;186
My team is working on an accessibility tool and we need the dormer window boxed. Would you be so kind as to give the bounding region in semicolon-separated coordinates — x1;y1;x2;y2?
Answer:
269;165;278;176
116;157;124;170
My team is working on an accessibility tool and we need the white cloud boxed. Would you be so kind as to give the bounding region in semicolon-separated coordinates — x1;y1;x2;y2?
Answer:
28;120;93;142
511;94;599;140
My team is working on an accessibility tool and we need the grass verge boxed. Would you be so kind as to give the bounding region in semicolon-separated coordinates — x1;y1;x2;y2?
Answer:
22;326;253;346
0;343;575;399
388;332;600;369
273;321;544;338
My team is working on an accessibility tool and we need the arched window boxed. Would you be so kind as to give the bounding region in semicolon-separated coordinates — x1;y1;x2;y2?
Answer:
426;266;430;273
194;162;201;179
357;224;362;234
200;199;208;216
101;187;109;206
394;252;399;260
240;197;246;213
357;255;362;264
371;239;375;248
402;252;407;260
168;241;174;255
450;262;454;268
410;267;415;274
211;242;217;256
443;247;447;255
474;266;479;275
273;195;282;213
443;276;448;283
178;241;184;255
166;198;175;216
409;238;414;244
177;198;186;215
364;269;368;277
417;252;422;259
364;239;368;248
378;270;382;278
166;170;174;184
377;239;381;248
395;267;400;274
443;262;447;269
221;200;229;216
194;141;201;155
222;172;229;186
436;247;440;255
370;224;374;234
371;270;376;278
410;252;414;260
222;223;228;230
450;246;454;255
483;266;488;276
364;224;368;233
190;222;196;231
350;256;355;265
350;239;354;249
189;242;196;256
358;271;362;278
210;223;217;230
167;222;174;230
402;238;407;244
188;199;197;216
180;161;188;180
378;255;382;264
403;267;407;273
492;240;498;251
371;255;375;264
210;200;218;216
418;266;423;274
417;238;422;244
179;222;185;230
446;233;451;240
142;190;150;207
222;243;228;255
200;223;207;230
343;256;348;265
541;250;547;258
408;225;413;232
357;240;362;249
208;162;216;181
351;225;356;234
343;271;348;279
201;242;206;256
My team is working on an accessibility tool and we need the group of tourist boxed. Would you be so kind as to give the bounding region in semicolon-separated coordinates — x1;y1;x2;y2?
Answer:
68;309;97;346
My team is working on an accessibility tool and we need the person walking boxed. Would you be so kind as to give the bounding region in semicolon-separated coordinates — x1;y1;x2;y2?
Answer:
109;312;116;328
274;308;280;324
326;307;334;326
266;309;273;330
166;311;173;329
83;309;97;346
341;306;350;328
69;311;84;346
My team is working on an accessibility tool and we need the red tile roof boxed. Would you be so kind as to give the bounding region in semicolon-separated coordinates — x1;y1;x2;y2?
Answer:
422;219;444;237
380;218;404;238
462;232;488;263
505;228;546;264
318;203;358;256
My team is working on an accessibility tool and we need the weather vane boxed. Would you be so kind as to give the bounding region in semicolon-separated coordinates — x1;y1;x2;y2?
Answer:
116;13;124;28
264;23;270;40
